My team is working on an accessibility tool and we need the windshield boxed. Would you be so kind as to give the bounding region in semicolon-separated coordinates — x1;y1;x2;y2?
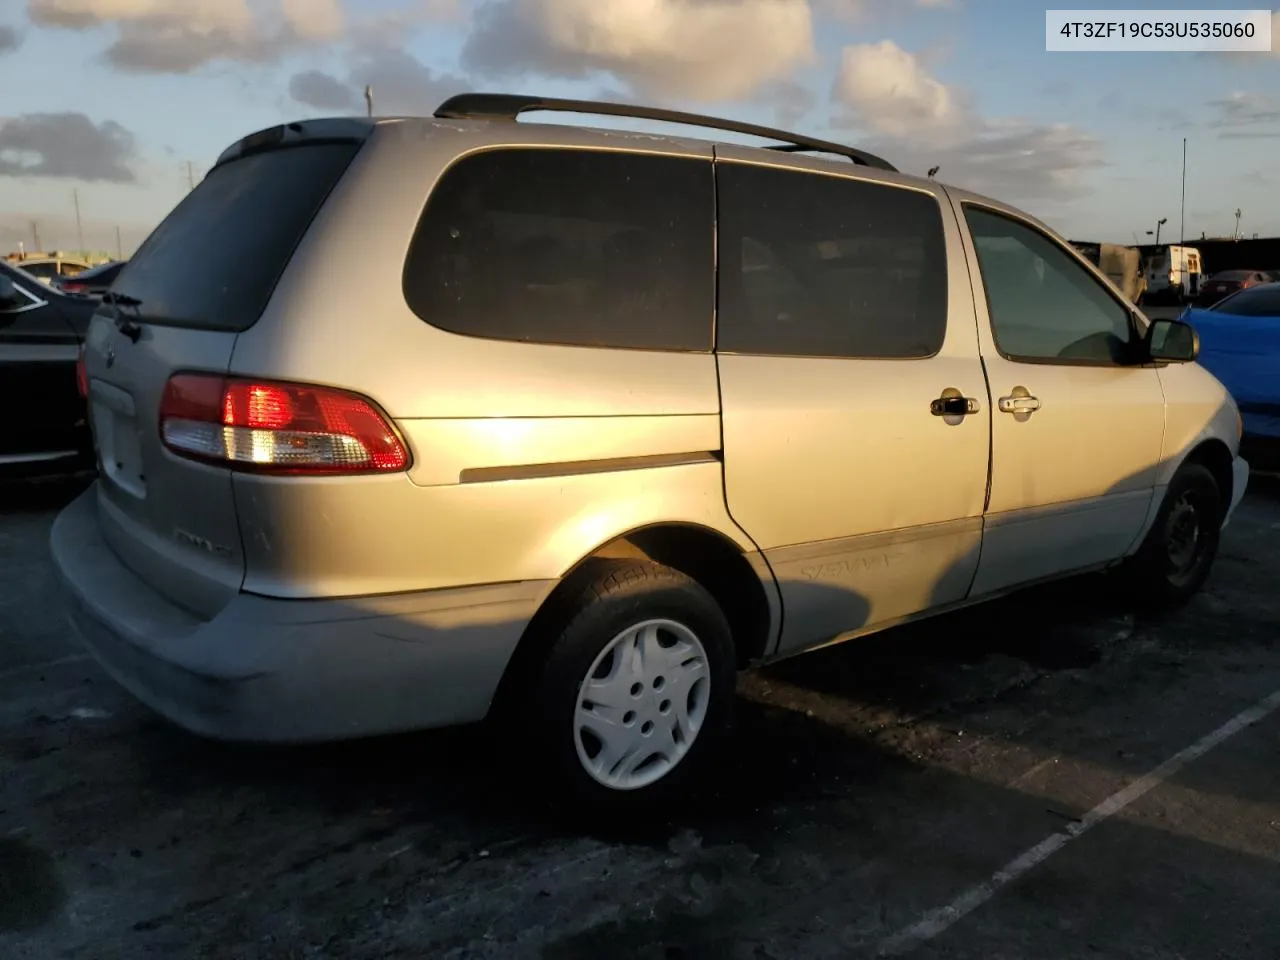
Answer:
1210;284;1280;317
111;141;362;331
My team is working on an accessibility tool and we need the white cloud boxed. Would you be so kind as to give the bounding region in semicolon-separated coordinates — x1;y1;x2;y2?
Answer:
834;39;959;136
26;0;345;72
832;41;1101;204
462;0;816;102
817;0;956;23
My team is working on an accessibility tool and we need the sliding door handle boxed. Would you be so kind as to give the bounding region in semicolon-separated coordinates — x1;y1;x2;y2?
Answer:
998;394;1041;414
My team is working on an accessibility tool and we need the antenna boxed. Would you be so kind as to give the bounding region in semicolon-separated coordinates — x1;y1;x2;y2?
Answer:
1179;137;1186;245
926;165;940;180
364;85;374;118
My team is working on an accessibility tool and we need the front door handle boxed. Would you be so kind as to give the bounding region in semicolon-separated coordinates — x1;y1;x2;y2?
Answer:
998;394;1042;414
930;393;980;417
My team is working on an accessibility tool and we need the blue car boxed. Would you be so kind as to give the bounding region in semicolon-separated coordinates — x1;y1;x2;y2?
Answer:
1180;282;1280;463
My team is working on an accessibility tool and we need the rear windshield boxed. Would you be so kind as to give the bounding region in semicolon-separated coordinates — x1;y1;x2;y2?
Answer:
1211;284;1280;316
78;261;123;281
112;142;361;332
1213;270;1253;281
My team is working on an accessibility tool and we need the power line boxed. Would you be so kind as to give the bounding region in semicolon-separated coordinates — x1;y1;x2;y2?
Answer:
72;188;85;255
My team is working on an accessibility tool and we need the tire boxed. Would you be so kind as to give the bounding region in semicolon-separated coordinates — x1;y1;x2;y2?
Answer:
518;559;736;816
1122;462;1223;610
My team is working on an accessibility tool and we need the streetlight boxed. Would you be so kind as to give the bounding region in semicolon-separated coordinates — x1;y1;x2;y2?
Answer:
1145;217;1168;246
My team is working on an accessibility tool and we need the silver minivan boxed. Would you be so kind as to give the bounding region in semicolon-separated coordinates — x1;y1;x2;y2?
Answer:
52;94;1248;812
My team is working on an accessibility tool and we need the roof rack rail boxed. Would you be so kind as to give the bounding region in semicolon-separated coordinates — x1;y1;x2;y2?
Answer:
433;93;898;173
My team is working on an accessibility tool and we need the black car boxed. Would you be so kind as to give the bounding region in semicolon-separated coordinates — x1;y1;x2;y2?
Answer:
0;261;99;478
52;260;127;298
1196;269;1272;306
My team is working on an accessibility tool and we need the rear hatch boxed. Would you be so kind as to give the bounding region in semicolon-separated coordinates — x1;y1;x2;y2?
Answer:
83;127;366;617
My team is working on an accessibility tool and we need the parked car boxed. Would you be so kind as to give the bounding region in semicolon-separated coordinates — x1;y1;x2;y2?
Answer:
10;256;93;286
53;260;127;298
50;94;1250;812
1181;282;1280;467
0;260;98;477
1197;269;1271;306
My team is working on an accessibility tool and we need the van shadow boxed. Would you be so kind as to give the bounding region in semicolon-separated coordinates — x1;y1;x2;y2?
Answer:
113;653;1280;960
122;563;1136;851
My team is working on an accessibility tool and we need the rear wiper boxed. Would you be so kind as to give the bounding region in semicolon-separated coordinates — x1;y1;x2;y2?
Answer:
102;291;143;343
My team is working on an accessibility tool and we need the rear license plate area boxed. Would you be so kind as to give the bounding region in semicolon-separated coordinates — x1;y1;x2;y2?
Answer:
90;384;146;497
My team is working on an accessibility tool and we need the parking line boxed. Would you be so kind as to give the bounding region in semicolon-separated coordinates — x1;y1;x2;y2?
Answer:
0;654;92;683
877;686;1280;957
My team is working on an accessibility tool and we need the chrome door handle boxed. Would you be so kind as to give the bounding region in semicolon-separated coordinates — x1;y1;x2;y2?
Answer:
930;395;980;417
998;394;1041;414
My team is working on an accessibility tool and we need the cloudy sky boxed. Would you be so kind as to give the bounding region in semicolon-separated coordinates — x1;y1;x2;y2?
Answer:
0;0;1277;255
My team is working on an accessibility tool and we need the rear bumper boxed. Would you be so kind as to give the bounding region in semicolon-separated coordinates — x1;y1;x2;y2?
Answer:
50;485;554;743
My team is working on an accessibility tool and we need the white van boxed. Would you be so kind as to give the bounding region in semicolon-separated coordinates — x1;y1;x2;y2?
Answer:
1145;245;1203;304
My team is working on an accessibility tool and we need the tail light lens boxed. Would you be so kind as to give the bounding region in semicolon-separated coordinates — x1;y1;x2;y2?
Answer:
158;373;410;475
62;282;87;294
75;345;88;398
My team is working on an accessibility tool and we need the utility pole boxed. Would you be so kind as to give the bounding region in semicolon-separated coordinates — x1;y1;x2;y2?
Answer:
1234;208;1242;240
1179;137;1187;246
115;225;123;260
186;160;195;192
30;220;41;251
73;188;85;256
365;85;374;118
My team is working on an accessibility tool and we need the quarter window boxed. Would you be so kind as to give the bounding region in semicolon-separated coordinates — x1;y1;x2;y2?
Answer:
716;162;948;358
403;148;715;352
966;206;1134;365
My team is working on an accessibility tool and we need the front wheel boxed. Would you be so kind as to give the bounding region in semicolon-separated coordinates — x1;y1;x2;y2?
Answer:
522;560;736;815
1121;462;1223;610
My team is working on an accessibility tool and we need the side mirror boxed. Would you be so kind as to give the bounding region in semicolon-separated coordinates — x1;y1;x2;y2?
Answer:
1146;317;1199;363
0;276;20;308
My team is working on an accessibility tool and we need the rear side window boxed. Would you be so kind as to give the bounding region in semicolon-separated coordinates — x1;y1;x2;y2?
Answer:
403;148;715;352
716;162;948;359
22;262;55;279
112;142;361;332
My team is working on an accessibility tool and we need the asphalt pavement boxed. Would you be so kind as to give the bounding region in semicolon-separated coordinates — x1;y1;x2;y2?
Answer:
1;475;1278;960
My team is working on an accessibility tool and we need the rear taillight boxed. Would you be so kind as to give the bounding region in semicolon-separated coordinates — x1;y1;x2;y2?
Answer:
75;345;88;398
158;373;410;475
62;282;87;294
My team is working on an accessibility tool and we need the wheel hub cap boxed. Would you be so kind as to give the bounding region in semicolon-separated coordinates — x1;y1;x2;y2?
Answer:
574;618;710;791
